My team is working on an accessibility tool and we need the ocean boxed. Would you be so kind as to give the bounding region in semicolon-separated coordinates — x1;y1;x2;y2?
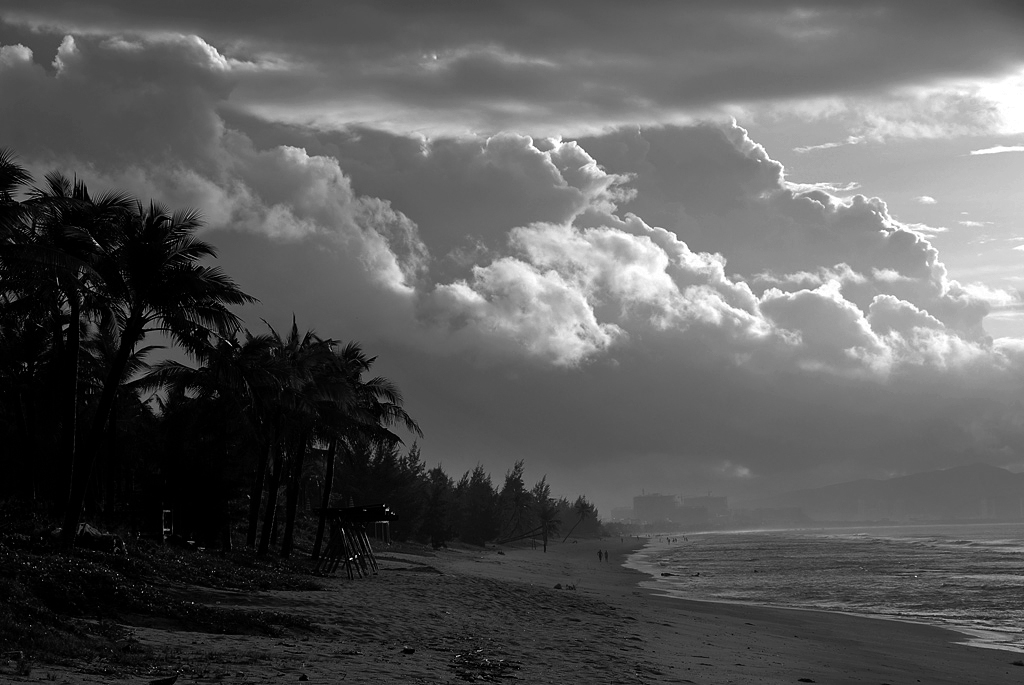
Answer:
624;522;1024;653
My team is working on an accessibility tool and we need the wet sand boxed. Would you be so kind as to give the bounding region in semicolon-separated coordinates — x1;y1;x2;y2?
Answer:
21;538;1024;684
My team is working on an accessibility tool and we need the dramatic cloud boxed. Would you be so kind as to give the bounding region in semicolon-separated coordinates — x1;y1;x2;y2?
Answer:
3;1;1024;137
2;6;1024;510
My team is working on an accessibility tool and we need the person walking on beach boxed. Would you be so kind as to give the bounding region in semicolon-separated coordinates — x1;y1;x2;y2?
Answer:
597;549;602;562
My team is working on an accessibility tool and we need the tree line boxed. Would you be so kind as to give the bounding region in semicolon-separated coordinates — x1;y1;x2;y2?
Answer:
0;148;602;555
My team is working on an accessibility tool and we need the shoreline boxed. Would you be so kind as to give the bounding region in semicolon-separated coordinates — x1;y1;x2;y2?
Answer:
626;535;1024;656
441;538;1024;684
23;537;1024;684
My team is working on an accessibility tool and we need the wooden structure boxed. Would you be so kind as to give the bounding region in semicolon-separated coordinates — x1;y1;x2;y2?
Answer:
313;504;397;579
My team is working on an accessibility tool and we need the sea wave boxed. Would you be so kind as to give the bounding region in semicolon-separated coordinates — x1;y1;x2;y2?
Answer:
624;522;1024;653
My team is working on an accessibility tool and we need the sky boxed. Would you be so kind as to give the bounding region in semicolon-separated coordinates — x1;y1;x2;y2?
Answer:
3;1;1024;515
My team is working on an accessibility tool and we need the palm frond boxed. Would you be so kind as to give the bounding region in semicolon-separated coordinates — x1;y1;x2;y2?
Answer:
0;147;33;198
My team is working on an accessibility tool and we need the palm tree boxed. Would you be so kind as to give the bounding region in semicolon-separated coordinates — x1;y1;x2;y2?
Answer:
252;318;335;556
273;322;342;557
144;330;277;549
0;148;32;238
309;342;422;558
302;342;366;560
0;295;53;499
2;161;136;506
0;149;40;498
28;173;134;502
60;202;256;547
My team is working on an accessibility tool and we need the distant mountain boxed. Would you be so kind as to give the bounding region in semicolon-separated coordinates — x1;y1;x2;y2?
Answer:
739;463;1024;523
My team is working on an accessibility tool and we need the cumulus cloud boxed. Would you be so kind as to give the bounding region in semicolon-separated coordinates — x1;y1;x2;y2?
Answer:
761;280;890;374
915;195;937;204
4;19;1024;506
0;32;430;302
428;257;624;367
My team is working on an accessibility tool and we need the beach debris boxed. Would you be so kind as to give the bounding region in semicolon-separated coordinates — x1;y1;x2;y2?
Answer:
451;649;521;681
298;674;309;681
402;646;416;654
797;679;816;683
75;523;128;556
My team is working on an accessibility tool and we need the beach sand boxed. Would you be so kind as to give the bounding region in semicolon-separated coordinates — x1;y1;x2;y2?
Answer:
19;538;1024;684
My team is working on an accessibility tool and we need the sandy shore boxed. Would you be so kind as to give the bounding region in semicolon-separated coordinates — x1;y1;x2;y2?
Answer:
20;537;1024;684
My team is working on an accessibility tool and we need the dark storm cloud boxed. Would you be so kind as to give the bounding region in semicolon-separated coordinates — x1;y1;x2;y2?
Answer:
3;1;1023;134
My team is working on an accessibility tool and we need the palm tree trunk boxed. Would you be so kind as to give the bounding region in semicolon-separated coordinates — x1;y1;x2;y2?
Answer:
103;388;119;516
58;290;80;505
257;440;284;556
311;437;337;560
246;424;275;548
60;317;141;548
15;381;35;499
220;413;232;553
280;431;309;557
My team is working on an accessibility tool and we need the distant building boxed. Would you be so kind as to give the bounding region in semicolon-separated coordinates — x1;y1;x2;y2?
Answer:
633;493;678;523
683;496;728;517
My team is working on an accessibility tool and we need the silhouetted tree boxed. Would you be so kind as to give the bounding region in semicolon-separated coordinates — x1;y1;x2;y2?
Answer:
561;495;596;542
144;331;276;549
0;150;618;559
61;202;255;547
455;465;500;546
309;342;421;555
531;476;560;552
497;459;531;542
422;465;456;548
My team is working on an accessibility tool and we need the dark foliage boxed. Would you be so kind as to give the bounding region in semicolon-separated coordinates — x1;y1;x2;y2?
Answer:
0;508;320;672
0;149;604;562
